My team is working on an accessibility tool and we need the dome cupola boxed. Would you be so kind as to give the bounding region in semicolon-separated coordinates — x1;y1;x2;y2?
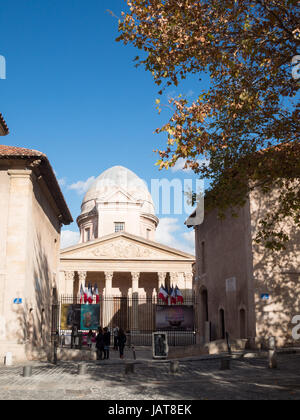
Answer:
77;166;159;243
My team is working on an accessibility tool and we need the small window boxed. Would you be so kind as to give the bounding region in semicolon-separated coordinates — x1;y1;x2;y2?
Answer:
85;228;91;242
115;222;125;233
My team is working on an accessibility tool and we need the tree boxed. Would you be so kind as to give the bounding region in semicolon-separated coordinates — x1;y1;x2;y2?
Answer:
117;0;300;250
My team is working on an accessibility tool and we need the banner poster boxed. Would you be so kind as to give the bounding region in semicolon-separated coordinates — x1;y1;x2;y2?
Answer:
80;304;100;330
156;305;194;331
60;304;100;330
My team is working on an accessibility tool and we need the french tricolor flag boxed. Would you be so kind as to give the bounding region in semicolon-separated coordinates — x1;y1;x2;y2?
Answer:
176;286;184;304
87;284;93;304
84;287;88;304
94;284;100;304
80;284;85;304
158;285;168;304
170;286;177;305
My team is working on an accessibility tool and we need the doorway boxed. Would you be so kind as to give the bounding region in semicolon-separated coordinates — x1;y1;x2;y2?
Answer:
239;308;247;339
219;309;226;340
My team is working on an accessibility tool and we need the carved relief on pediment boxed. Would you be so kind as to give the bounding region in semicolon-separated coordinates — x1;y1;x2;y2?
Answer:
78;239;166;259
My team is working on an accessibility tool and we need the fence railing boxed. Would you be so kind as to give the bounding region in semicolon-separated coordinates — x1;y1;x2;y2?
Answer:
52;294;197;347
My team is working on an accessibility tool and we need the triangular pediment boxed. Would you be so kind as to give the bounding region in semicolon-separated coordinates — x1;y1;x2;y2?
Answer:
99;187;137;204
60;232;195;261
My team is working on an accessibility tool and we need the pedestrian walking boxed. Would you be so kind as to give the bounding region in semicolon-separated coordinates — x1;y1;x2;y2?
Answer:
113;326;119;350
103;327;111;360
96;327;104;360
117;328;127;359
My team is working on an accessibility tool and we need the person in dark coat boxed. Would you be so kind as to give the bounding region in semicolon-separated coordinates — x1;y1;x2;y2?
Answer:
117;328;127;359
103;327;111;360
96;327;104;360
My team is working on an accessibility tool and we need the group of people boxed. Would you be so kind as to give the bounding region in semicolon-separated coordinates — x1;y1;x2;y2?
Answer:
88;326;127;360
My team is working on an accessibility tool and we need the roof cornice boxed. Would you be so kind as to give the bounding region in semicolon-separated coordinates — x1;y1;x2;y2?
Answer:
0;113;9;136
0;145;73;225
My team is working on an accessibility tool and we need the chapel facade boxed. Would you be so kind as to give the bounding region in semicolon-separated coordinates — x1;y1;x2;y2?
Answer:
59;166;195;336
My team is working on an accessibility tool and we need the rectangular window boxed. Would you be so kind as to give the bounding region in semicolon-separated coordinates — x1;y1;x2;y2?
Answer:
201;241;206;274
85;228;91;242
115;222;125;233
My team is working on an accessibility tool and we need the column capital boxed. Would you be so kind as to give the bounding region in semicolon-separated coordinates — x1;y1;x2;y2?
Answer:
131;272;140;294
131;272;140;282
64;271;75;295
78;271;87;282
64;271;75;282
104;271;114;282
170;272;178;285
158;272;167;281
184;272;193;282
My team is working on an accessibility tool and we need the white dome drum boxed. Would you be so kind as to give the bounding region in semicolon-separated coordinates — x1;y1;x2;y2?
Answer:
77;166;159;243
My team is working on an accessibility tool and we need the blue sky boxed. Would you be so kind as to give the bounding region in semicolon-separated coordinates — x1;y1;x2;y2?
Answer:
0;0;208;253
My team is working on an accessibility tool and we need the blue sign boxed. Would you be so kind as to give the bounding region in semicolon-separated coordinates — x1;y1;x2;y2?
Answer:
13;298;22;304
261;294;270;301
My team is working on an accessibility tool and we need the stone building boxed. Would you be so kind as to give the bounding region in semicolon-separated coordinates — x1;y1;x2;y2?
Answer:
0;142;73;362
60;166;195;335
186;183;300;348
0;113;9;136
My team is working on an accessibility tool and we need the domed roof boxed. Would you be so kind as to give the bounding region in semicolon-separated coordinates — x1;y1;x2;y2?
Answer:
81;166;156;216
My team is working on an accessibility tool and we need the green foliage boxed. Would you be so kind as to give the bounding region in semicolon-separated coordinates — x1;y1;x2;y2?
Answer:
117;0;300;250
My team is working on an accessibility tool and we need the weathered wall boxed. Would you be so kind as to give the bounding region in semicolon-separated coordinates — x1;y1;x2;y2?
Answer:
250;187;300;347
193;185;300;348
0;166;62;362
0;169;10;342
194;201;256;345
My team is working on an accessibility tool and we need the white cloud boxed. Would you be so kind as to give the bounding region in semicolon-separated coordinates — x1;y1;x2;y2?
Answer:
68;176;96;195
171;158;210;173
156;218;181;247
58;178;66;187
156;217;195;255
61;230;80;249
182;230;195;248
171;158;192;173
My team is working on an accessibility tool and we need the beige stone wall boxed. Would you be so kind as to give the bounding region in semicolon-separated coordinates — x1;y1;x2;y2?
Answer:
0;169;10;342
250;188;300;347
193;185;300;348
0;166;61;362
194;202;256;344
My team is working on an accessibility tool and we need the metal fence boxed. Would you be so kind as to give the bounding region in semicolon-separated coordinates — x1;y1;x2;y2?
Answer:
52;294;197;347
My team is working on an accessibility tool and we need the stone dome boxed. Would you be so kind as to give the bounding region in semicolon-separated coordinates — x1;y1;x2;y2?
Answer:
81;166;155;215
78;166;158;243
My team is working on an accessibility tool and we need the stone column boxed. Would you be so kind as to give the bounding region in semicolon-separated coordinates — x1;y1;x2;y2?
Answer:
104;271;113;297
170;272;178;287
184;272;194;300
103;272;114;328
158;272;167;288
64;271;75;295
131;272;140;295
131;272;140;333
78;271;87;296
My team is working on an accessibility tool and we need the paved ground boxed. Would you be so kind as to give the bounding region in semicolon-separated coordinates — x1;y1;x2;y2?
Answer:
0;350;300;400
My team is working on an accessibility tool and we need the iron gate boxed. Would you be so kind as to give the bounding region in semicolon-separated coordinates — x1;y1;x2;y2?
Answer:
52;295;197;347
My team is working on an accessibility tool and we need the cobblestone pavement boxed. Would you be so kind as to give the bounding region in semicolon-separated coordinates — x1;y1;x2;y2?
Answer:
0;353;300;400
